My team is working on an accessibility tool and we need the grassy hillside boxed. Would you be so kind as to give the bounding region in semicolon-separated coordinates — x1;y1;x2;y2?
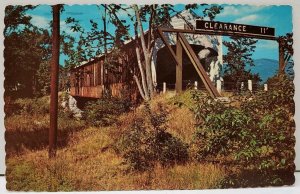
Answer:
5;92;226;191
5;76;295;191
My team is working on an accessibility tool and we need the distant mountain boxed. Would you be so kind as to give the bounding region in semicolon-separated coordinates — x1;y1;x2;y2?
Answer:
221;58;278;83
247;58;278;83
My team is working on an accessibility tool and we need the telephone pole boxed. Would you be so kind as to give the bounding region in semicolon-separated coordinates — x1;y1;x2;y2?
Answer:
49;4;60;158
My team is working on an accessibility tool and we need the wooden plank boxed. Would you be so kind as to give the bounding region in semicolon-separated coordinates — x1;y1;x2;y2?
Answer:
93;63;96;86
100;60;104;85
178;33;220;98
160;27;278;41
278;38;285;74
176;33;183;93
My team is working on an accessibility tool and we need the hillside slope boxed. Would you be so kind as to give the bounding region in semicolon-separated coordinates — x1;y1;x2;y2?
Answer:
248;58;278;82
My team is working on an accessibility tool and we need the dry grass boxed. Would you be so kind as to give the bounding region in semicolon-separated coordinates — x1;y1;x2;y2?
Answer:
6;92;227;191
167;106;195;143
5;112;85;157
6;126;226;191
5;114;49;132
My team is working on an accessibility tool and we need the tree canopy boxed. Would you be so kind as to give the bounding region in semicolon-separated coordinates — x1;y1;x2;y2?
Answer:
4;23;51;97
223;37;260;90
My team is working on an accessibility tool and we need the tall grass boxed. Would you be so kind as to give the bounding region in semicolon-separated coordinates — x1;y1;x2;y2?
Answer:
6;91;228;191
5;95;85;157
6;126;226;191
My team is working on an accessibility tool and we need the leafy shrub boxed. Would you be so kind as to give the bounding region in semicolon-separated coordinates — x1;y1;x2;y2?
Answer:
12;96;50;115
190;75;295;186
243;74;294;116
218;167;295;188
191;107;254;162
82;96;131;127
118;103;188;171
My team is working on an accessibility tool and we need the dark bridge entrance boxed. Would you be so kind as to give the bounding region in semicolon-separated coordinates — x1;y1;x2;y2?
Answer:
156;44;218;91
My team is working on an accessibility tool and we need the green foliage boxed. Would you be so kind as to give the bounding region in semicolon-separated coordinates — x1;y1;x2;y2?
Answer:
36;61;51;96
192;107;253;161
223;37;260;90
14;97;50;115
169;89;199;109
4;5;35;36
82;96;131;127
279;33;294;77
218;167;295;188
118;104;188;171
202;5;223;20
224;37;257;70
4;5;69;98
262;74;294;113
4;5;51;98
190;75;295;186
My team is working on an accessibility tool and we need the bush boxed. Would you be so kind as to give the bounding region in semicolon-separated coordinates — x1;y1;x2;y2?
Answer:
12;96;50;115
82;96;131;127
243;74;294;116
117;103;188;171
190;75;295;186
191;107;254;162
219;167;295;188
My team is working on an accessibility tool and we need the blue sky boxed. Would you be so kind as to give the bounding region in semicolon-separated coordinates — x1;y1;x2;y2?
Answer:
26;4;292;65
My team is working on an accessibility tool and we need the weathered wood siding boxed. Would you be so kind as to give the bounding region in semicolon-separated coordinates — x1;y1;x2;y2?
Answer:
70;85;104;98
70;39;137;99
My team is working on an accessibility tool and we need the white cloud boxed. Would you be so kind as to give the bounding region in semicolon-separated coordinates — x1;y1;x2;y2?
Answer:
257;40;278;49
28;14;78;35
117;7;135;19
60;21;79;35
218;6;240;17
233;14;259;24
218;5;266;17
29;15;50;29
30;14;86;36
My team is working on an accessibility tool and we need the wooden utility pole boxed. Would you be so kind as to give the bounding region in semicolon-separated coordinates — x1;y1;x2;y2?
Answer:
49;5;60;158
102;5;108;94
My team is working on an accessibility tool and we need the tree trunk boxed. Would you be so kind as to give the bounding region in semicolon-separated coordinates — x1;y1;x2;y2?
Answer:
135;42;149;100
133;5;154;99
133;75;146;100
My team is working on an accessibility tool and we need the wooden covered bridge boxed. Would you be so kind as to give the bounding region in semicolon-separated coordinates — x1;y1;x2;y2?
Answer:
70;10;282;100
70;10;223;99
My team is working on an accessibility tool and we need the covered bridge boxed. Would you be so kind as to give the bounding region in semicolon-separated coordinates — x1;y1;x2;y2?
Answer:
70;10;223;99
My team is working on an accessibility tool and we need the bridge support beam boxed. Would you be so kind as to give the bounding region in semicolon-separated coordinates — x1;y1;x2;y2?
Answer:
176;33;183;94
